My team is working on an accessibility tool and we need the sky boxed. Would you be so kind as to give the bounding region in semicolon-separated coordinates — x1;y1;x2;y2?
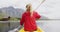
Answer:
0;0;60;19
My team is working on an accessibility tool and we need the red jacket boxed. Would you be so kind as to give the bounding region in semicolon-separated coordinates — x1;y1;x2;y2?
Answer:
20;11;41;31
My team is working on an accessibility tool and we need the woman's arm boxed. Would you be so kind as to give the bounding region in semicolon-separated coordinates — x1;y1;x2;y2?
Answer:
35;12;41;20
20;14;25;26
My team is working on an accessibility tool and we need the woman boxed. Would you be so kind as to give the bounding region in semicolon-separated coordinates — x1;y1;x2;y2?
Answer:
20;4;41;32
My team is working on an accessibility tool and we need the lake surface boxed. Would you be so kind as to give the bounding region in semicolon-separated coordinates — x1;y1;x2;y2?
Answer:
0;20;60;32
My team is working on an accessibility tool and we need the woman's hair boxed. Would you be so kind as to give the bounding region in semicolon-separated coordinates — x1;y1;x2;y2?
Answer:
26;3;31;8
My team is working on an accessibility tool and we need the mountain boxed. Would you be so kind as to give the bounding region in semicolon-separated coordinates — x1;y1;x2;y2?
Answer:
0;6;49;20
0;6;25;18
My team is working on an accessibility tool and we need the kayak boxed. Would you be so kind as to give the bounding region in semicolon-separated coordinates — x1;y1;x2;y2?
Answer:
18;27;44;32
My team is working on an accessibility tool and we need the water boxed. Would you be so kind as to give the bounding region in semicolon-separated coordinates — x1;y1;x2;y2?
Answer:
36;20;60;32
0;20;60;32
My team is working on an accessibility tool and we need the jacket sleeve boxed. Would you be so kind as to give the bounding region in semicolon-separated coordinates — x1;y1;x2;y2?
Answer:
20;14;25;25
35;12;41;19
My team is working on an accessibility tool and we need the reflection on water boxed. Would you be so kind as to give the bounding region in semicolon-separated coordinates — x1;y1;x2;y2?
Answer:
37;20;60;32
0;22;9;32
0;21;20;32
0;20;60;32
